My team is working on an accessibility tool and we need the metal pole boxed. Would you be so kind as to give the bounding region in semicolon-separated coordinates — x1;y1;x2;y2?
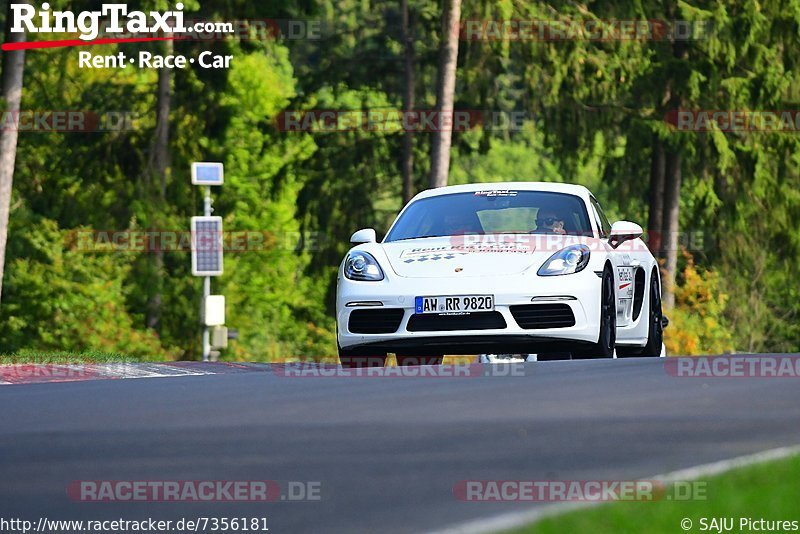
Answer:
202;276;211;362
202;186;213;362
204;186;212;217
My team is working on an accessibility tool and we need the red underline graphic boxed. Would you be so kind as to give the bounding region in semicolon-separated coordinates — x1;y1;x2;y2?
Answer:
2;36;184;52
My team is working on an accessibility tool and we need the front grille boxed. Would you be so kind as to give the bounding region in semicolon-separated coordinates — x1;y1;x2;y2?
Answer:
348;309;405;334
510;304;576;329
407;312;507;332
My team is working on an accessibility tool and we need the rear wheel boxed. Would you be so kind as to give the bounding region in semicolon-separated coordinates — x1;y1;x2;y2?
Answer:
337;346;386;368
617;269;663;357
572;266;616;359
639;270;664;357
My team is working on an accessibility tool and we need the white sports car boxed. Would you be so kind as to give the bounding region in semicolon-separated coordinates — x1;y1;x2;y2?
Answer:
336;182;664;367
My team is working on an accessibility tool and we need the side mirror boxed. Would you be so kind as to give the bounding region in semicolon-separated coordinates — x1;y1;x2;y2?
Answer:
609;221;643;249
350;228;377;245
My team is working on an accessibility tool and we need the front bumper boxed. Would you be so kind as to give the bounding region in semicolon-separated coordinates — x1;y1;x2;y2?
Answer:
336;270;602;353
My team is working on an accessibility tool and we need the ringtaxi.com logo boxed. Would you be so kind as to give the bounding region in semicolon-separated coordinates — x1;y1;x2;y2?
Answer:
11;3;193;41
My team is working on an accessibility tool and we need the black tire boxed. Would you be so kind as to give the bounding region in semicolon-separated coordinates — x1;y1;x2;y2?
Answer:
338;346;386;368
572;265;616;359
639;269;664;357
396;355;444;366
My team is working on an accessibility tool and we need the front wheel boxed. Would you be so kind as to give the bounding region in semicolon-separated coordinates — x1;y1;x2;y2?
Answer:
572;266;616;359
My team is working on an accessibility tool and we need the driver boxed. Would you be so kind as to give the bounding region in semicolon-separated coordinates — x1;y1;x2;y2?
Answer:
534;210;567;235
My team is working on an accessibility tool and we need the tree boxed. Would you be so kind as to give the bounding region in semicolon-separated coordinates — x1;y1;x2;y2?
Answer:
145;39;174;330
1;0;798;360
661;147;682;308
401;0;416;203
647;139;665;256
659;38;688;309
428;0;461;188
0;1;27;304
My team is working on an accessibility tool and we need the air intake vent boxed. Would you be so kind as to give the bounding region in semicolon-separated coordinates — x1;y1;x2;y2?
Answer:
510;304;576;329
348;309;405;334
407;312;506;332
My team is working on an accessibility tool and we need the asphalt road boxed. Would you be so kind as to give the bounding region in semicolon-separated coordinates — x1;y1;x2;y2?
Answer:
2;357;800;533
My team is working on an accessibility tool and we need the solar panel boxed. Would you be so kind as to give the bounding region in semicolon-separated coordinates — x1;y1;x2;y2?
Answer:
191;162;224;186
191;216;224;276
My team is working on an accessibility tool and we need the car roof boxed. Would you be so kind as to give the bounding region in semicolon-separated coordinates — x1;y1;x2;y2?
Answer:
411;182;593;202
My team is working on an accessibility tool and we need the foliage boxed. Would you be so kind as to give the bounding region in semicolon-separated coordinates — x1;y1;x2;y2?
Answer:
0;350;132;364
665;252;735;356
516;454;800;534
0;212;180;359
0;0;798;358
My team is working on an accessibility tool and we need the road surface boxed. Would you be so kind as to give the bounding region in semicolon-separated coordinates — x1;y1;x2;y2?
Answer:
1;357;799;533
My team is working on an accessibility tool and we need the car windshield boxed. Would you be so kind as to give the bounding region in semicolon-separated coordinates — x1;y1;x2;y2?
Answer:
385;190;593;241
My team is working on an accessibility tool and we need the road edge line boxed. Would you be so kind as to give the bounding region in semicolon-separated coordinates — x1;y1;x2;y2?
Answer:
425;443;800;534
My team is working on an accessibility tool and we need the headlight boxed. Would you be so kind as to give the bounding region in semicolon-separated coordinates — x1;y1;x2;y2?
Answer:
344;251;385;281
537;244;591;276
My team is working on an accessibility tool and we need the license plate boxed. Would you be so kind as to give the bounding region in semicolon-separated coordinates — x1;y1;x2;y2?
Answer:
414;295;495;314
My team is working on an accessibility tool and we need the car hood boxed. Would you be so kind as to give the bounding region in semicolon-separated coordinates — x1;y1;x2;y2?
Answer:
381;236;552;278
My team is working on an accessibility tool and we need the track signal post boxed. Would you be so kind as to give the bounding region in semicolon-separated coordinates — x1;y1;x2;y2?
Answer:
191;163;225;361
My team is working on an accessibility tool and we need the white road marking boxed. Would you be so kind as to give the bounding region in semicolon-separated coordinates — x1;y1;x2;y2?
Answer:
0;363;216;385
426;444;800;534
94;363;215;379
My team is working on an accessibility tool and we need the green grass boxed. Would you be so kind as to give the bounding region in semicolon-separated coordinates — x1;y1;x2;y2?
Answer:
0;349;134;364
511;454;800;534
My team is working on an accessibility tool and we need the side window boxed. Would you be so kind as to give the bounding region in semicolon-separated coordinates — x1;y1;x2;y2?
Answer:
590;197;612;238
